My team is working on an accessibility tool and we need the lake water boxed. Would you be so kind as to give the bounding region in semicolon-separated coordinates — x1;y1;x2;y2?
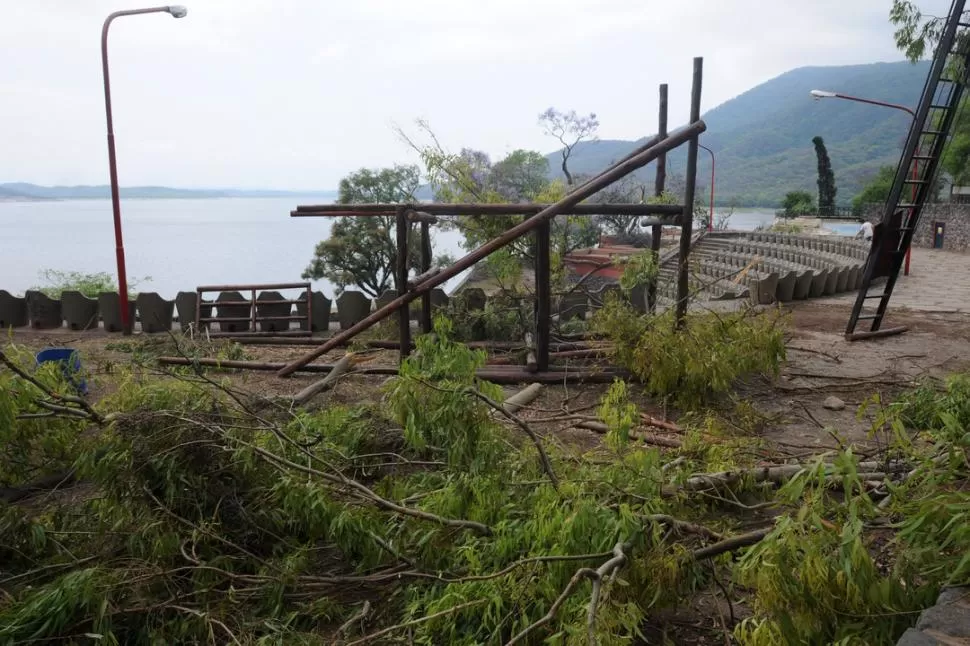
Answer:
0;200;855;298
0;197;468;299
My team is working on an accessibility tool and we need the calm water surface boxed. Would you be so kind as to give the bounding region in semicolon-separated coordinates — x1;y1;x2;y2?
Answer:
0;198;467;298
0;200;853;298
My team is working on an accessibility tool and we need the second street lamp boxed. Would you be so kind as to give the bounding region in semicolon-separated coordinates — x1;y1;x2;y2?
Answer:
101;5;188;334
810;89;916;276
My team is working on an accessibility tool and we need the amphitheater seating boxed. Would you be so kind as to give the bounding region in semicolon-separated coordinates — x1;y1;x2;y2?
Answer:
654;231;868;304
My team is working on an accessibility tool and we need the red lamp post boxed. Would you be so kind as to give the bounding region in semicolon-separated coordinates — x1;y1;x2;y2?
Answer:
698;143;715;232
810;89;917;276
102;5;187;334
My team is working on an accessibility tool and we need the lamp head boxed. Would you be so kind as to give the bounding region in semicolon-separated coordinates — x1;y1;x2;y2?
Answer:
167;5;188;18
810;89;837;100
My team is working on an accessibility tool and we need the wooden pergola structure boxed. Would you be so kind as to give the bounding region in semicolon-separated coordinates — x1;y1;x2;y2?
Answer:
276;58;707;382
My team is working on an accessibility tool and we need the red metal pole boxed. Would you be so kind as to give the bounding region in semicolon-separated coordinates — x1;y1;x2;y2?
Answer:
101;6;186;334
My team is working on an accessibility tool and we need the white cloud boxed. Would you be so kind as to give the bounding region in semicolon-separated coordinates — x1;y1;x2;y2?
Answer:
0;0;951;189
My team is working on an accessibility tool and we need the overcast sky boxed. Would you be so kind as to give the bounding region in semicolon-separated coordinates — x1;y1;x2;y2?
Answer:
0;0;948;190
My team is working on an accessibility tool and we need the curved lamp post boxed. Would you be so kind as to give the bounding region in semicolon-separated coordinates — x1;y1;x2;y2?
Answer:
810;89;916;276
102;5;187;334
698;143;715;231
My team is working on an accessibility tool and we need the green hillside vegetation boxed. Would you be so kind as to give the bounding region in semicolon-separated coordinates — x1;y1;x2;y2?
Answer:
546;61;929;206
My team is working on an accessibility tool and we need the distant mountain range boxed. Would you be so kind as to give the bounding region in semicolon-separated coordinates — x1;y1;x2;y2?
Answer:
0;183;337;201
545;61;931;207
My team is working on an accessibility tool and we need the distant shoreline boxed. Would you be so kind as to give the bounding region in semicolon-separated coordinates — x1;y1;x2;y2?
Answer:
0;183;338;202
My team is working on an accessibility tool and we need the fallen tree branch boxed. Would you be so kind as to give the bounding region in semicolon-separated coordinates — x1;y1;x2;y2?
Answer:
640;413;683;433
0;349;104;424
291;352;355;406
587;542;628;644
679;460;908;492
577;420;682;448
505;567;596;645
347;599;486;646
162;411;493;536
463;387;560;490
692;527;772;561
645;514;723;542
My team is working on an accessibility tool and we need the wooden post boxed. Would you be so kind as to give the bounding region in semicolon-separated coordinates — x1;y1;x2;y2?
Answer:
535;221;551;371
420;220;433;333
396;206;411;361
250;288;257;332
648;83;669;313
675;58;703;328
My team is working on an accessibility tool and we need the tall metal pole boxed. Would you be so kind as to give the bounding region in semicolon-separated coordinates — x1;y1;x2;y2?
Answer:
699;144;715;232
101;6;187;334
811;90;916;275
675;58;704;328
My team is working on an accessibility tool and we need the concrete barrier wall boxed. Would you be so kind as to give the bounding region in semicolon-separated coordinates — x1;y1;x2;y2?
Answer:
860;203;970;251
0;233;870;334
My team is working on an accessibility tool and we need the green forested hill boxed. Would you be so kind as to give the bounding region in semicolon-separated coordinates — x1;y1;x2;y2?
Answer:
547;61;931;206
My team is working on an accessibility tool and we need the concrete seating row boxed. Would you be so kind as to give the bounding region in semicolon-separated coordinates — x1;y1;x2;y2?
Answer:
745;231;869;261
0;289;334;334
672;231;868;303
724;240;863;295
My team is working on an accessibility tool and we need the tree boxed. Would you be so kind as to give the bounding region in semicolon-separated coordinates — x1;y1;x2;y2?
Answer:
782;190;815;216
942;98;970;186
889;1;970;61
488;150;549;202
302;165;422;297
851;165;896;214
812;136;837;216
538;108;599;185
397;120;599;256
889;2;970;189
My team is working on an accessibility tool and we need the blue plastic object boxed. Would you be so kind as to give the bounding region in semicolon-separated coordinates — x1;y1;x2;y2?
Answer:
35;347;87;395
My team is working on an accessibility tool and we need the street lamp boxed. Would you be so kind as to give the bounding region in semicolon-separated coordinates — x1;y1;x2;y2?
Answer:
698;143;715;232
101;6;188;334
811;88;916;276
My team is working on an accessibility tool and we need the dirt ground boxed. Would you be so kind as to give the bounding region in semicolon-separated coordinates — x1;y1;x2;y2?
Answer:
9;300;970;457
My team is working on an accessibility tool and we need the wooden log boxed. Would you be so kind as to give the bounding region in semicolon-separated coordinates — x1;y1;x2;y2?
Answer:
525;332;538;372
294;202;682;216
503;383;542;415
577;420;683;448
157;357;623;384
408;268;440;291
548;349;609;360
845;326;908;342
406;210;438;224
640;413;682;433
157;356;398;375
291;352;355;406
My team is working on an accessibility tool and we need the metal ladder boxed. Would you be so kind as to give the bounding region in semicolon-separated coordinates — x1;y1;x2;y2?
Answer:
846;0;970;339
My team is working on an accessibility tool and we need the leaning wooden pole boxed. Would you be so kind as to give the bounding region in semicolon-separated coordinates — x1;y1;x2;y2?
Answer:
275;121;707;377
534;222;551;371
648;83;669;313
675;58;704;328
419;218;433;333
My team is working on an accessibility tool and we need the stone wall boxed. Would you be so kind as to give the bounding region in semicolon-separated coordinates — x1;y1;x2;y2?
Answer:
860;203;970;252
